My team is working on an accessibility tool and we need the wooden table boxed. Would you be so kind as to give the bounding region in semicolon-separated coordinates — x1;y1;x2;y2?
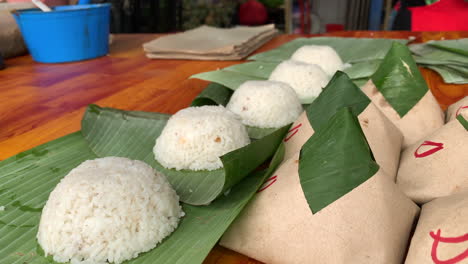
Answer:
1;31;468;264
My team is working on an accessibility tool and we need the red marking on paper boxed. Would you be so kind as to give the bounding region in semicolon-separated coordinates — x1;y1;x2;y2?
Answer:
430;229;468;264
455;106;468;117
284;123;302;142
414;141;444;158
257;175;278;193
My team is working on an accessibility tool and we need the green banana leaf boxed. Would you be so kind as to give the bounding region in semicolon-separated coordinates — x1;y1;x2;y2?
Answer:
81;105;289;205
426;65;468;84
223;61;279;79
246;126;281;140
191;60;381;92
343;60;382;80
410;43;468;65
352;78;370;88
0;106;287;263
428;39;468;57
413;56;468;67
305;71;371;130
190;70;263;91
371;42;428;117
446;64;468;76
298;108;379;213
191;83;233;107
457;114;468;130
249;37;408;63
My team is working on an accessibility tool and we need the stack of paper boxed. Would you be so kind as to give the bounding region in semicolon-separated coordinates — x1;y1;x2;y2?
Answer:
410;39;468;84
143;24;277;60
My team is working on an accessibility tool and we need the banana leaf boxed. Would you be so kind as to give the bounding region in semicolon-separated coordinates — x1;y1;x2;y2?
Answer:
190;70;264;91
371;42;428;117
81;105;289;205
426;65;468;84
343;60;382;80
428;39;468;57
191;83;233;107
0;107;287;264
410;43;468;65
299;108;379;213
305;71;371;130
249;37;408;63
191;60;382;92
223;61;279;79
352;78;369;88
445;64;468;75
413;56;467;67
457;114;468;130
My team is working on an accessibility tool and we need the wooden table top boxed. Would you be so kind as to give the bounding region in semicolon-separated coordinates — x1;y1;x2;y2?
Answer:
1;31;468;264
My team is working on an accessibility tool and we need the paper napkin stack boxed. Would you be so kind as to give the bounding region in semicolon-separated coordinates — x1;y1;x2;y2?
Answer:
143;24;277;60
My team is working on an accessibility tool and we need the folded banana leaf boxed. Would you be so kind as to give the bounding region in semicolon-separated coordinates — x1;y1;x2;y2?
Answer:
428;39;468;57
305;71;370;130
372;42;428;117
299;107;379;213
191;83;233;107
0;105;287;264
249;37;408;63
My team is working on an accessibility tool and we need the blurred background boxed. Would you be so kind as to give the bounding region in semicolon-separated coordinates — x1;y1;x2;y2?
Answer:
74;0;468;33
2;0;467;34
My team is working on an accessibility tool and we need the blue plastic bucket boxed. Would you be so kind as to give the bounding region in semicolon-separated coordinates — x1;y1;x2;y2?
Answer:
13;3;110;63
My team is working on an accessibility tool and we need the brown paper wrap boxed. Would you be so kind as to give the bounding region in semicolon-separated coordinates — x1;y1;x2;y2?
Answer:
221;153;419;264
361;80;445;148
405;191;468;264
446;96;468;123
283;103;403;180
397;118;468;204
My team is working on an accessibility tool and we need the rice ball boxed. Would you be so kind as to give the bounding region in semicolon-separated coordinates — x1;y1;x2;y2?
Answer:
154;106;250;171
37;157;183;264
269;60;330;104
226;80;303;128
291;45;344;76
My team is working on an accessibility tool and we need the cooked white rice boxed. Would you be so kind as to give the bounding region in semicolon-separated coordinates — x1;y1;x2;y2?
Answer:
226;80;303;128
268;60;330;104
153;105;250;171
290;45;344;76
37;157;183;264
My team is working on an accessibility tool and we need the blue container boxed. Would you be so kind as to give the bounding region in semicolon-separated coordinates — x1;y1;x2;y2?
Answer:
13;3;110;63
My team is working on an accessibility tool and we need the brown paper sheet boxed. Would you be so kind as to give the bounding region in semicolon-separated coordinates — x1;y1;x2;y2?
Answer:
361;80;445;148
221;154;419;264
397;118;468;204
405;191;468;264
446;96;468;123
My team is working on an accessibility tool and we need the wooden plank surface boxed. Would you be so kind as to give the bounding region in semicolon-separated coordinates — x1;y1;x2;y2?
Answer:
1;31;468;264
